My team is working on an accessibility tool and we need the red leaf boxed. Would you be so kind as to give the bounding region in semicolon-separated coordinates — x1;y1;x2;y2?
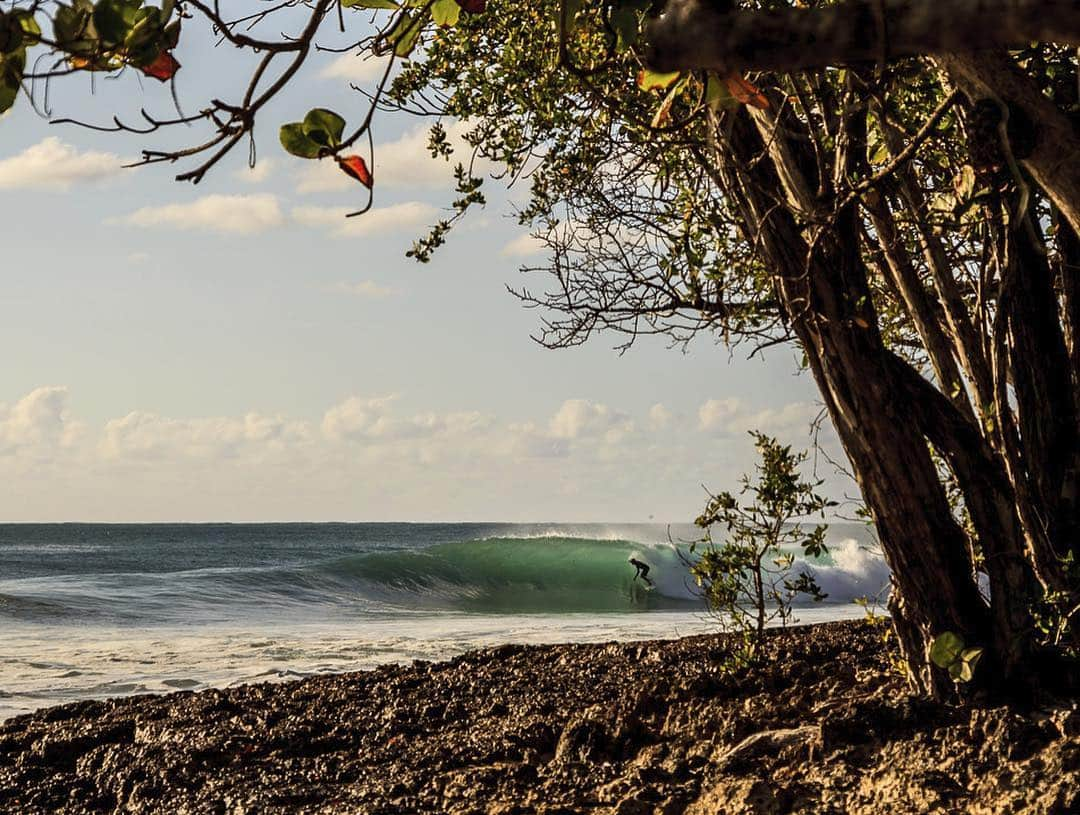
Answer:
140;51;181;82
455;0;485;13
337;155;373;189
723;73;769;110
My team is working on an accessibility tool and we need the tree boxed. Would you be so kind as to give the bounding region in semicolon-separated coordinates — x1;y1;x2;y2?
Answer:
691;432;831;667
4;0;1080;699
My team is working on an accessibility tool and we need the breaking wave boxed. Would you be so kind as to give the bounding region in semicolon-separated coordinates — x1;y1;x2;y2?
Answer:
0;535;890;622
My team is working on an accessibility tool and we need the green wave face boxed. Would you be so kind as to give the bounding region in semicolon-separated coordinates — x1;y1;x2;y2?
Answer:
323;537;702;614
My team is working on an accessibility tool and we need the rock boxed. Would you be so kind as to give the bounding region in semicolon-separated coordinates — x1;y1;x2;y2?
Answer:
555;716;610;764
0;622;1076;815
687;777;779;815
712;726;819;771
612;794;651;815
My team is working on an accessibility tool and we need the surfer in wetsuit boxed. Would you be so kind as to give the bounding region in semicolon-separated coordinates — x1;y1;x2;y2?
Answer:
629;557;654;587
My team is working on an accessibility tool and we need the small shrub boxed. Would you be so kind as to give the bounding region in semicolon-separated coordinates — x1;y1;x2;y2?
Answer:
690;431;834;667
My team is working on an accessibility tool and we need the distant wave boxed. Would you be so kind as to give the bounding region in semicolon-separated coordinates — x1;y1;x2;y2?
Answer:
0;535;891;622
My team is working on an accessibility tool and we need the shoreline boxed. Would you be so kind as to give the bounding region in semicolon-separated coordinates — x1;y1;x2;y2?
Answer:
1;620;1077;813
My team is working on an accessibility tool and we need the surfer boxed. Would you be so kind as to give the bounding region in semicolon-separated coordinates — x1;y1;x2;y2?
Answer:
629;557;654;587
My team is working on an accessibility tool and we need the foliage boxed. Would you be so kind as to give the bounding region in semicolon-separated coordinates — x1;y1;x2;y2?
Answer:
690;432;833;667
1032;553;1080;658
279;108;373;190
929;631;984;683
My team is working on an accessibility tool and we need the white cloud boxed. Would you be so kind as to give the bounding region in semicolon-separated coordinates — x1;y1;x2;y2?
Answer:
295;159;356;194
0;386;846;522
116;194;284;235
127;251;151;264
501;232;546;258
698;398;744;432
328;280;397;298
502;422;570;459
648;403;672;430
295;121;481;193
0;137;122;190
549;399;633;443
322;395;490;442
698;398;822;441
101;411;307;460
734;402;823;438
233;158;275;184
292;201;438;238
319;53;395;84
0;387;81;454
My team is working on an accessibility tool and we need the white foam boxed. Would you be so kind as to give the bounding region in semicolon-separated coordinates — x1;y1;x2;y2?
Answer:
791;538;891;605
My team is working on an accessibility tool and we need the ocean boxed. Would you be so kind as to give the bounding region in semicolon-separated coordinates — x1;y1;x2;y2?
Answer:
0;523;888;719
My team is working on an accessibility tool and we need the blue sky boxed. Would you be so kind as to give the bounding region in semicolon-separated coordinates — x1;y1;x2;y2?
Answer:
0;11;841;522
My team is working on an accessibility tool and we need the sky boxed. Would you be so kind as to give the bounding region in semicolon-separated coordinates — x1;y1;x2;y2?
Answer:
0;9;846;522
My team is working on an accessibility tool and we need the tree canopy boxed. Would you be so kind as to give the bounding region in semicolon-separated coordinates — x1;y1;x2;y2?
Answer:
4;0;1080;700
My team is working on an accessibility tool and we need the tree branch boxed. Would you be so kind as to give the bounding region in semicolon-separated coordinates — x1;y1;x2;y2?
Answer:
647;0;1080;74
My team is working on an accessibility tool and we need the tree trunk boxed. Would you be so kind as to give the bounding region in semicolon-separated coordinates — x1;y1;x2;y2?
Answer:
888;352;1039;694
718;110;991;695
938;51;1080;235
1004;212;1080;562
647;0;1080;75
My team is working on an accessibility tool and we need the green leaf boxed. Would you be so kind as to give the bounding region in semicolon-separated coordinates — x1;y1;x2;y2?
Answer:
705;73;738;111
561;0;583;33
650;74;689;128
610;7;637;52
929;631;965;669
948;660;975;682
431;0;460;26
0;81;17;115
610;0;648;52
54;5;92;50
302;108;346;148
868;139;888;165
342;0;400;7
960;646;984;667
637;69;681;92
14;11;42;44
384;8;426;57
125;10;161;54
279;122;322;158
163;18;180;49
93;0;139;46
0;46;23;114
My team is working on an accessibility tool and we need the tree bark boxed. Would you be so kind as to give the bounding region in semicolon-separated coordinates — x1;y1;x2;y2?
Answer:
938;51;1080;235
1005;214;1080;561
718;109;989;695
865;191;974;419
888;352;1038;693
647;0;1080;75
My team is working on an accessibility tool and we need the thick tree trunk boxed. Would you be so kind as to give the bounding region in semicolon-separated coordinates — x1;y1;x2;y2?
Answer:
1005;216;1080;561
1056;218;1080;559
718;110;990;695
888;353;1038;693
647;0;1080;75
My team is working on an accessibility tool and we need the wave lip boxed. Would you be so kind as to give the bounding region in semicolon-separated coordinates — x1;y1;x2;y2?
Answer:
321;536;702;613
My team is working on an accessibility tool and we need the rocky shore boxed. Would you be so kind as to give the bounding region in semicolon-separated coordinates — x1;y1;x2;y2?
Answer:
1;621;1077;814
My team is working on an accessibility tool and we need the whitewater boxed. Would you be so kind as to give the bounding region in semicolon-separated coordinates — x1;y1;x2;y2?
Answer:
0;523;889;719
